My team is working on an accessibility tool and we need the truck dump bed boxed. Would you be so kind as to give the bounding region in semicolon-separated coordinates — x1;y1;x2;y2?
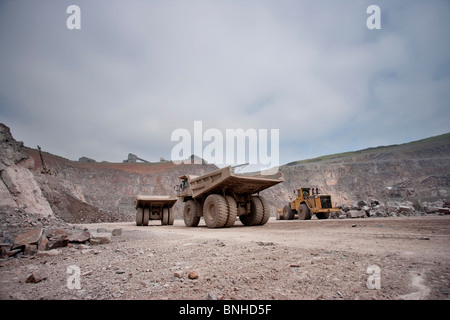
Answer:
181;166;283;199
135;195;178;209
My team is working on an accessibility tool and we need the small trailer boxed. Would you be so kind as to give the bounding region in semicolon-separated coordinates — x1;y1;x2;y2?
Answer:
135;195;178;226
176;166;284;228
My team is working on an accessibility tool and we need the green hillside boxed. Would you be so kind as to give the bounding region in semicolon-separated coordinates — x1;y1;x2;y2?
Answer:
285;132;450;166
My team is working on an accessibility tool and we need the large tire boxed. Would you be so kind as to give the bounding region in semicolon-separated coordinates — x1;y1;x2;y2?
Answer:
162;208;169;225
240;196;264;226
316;212;330;220
203;194;228;228
143;208;150;226
298;203;311;220
136;207;144;226
257;196;270;225
183;200;200;227
283;205;294;220
168;207;175;225
224;195;237;228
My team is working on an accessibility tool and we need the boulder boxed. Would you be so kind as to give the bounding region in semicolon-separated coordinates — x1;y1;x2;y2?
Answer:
67;230;91;243
361;205;371;213
398;206;415;215
37;236;49;251
89;232;111;245
47;235;69;250
12;226;43;249
347;210;365;218
112;228;122;236
357;200;368;209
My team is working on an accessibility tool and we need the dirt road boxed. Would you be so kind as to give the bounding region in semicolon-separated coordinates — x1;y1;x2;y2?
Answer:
1;216;449;300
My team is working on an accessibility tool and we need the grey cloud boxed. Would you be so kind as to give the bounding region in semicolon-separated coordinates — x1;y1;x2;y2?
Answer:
0;0;449;165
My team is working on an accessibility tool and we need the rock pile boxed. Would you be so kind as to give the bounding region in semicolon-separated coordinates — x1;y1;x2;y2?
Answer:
333;199;449;219
0;205;122;259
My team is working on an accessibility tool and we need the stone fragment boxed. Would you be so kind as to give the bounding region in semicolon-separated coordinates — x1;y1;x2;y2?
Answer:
89;232;111;245
112;228;122;236
347;210;364;218
188;271;198;280
13;226;43;249
67;230;91;243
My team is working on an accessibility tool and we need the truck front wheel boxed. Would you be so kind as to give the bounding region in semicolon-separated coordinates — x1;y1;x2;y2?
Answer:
283;205;294;220
297;203;311;220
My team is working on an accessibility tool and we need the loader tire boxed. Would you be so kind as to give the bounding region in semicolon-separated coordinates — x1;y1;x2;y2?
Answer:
316;212;330;219
143;208;150;226
203;194;228;228
183;200;200;227
257;196;270;225
162;208;169;225
224;195;237;228
136;207;144;226
283;205;294;220
240;196;264;226
297;203;311;220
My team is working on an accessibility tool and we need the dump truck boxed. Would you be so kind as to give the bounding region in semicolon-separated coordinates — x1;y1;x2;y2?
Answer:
283;187;339;220
176;166;284;228
135;195;178;226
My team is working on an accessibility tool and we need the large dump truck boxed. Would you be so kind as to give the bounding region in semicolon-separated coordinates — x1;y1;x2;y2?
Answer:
176;166;284;228
135;195;178;226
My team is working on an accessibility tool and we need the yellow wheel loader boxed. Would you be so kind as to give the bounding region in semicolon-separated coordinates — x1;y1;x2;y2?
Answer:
282;187;339;220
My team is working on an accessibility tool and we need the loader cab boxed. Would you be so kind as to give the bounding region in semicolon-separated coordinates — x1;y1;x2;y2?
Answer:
296;188;311;200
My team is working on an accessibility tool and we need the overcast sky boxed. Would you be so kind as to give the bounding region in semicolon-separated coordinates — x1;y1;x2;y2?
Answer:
1;0;449;169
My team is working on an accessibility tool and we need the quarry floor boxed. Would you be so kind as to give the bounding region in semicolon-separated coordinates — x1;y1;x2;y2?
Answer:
1;216;449;300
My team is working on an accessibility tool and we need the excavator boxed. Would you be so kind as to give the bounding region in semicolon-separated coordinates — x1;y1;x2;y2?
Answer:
37;145;54;175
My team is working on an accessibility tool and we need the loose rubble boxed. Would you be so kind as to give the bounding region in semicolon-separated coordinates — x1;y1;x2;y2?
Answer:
332;199;449;219
0;205;122;259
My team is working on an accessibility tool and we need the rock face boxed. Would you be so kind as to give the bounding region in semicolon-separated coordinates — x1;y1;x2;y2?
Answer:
0;123;53;216
1;121;449;225
25;146;218;222
263;133;450;210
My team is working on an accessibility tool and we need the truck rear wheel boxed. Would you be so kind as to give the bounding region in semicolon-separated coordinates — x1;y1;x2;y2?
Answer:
161;208;169;225
225;195;237;228
183;200;200;227
203;194;228;228
240;196;264;226
168;208;174;225
283;205;294;220
298;203;311;220
136;207;144;226
257;196;270;225
143;208;150;226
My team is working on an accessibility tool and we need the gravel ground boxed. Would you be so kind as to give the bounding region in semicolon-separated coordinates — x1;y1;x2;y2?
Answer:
1;216;449;300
